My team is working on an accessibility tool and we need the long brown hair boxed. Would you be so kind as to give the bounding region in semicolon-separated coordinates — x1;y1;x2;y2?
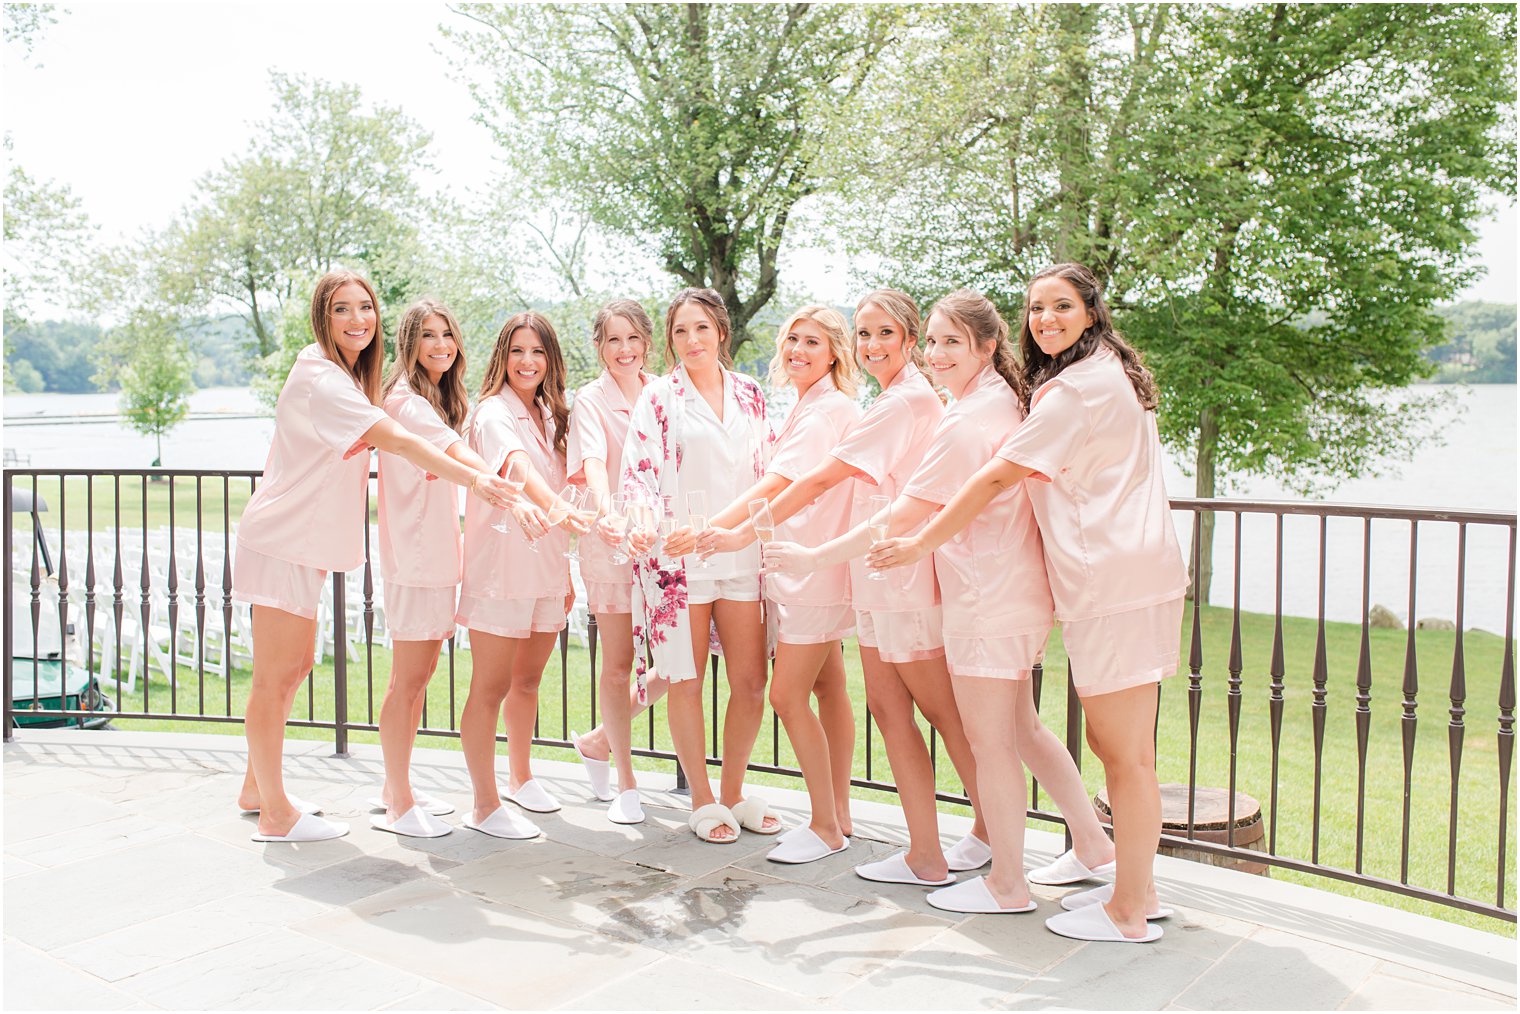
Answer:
927;289;1025;405
592;298;655;371
310;270;384;404
663;288;733;370
479;311;571;458
1020;263;1156;409
383;299;470;432
767;305;859;399
854;288;926;372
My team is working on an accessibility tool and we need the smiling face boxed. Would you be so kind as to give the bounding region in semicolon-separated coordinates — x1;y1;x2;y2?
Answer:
328;282;378;366
598;315;648;379
504;326;548;398
1025;276;1095;358
416;313;459;384
854;303;911;385
779;317;835;392
670;302;723;372
923;310;989;399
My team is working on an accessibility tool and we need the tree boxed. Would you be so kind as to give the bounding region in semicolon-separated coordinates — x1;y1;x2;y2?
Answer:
94;310;195;467
151;73;434;366
839;3;1515;601
445;2;896;351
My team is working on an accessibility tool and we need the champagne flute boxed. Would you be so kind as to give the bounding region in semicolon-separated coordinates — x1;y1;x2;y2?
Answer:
687;490;710;569
628;499;655;557
566;488;604;562
489;457;530;535
748;498;776;543
607;493;632;565
537;483;575;554
656;493;677;550
866;494;891;581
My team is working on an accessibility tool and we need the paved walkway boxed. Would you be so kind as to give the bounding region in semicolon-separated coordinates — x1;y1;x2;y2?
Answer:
3;729;1514;1011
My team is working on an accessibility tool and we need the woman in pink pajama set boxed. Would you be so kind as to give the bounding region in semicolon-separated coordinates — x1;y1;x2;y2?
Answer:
874;264;1188;943
233;272;513;844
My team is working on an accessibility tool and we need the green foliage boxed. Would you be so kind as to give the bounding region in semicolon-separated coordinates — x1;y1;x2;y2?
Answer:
6;357;44;393
445;2;897;350
138;73;434;374
2;319;102;393
3;136;95;324
1428;301;1517;382
2;3;59;61
93;310;196;465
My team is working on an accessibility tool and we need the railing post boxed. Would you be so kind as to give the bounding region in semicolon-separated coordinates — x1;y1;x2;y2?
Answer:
3;472;14;742
332;571;348;758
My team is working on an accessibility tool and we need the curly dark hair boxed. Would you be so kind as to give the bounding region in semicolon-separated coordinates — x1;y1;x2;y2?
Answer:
1019;263;1156;409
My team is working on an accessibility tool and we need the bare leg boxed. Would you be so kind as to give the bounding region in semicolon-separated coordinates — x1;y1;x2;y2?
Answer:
711;597;773;828
668;601;730;837
501;630;559;790
895;654;989;843
769;639;844;847
812;645;856;836
242;605;319;836
378;638;444;818
860;645;948;881
460;628;515;823
1083;683;1163;938
575;672;670;762
950;674;1030;907
1013;677;1113;867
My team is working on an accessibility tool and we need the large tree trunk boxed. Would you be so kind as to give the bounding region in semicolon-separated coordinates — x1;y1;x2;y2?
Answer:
1189;405;1219;605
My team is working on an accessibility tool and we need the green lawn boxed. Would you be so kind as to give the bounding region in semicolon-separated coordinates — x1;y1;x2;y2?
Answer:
69;600;1514;935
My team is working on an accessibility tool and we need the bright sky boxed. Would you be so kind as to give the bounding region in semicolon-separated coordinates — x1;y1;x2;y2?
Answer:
4;1;1514;318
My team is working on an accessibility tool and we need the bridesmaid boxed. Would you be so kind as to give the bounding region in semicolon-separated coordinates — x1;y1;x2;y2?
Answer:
622;287;781;843
698;305;861;863
372;299;495;838
456;311;586;840
233;271;512;843
565;299;669;824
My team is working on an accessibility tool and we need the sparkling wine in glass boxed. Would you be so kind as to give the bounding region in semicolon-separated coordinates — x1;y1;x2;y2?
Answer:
607;494;632;565
490;457;530;535
866;494;891;581
748;498;776;544
565;487;604;562
687;490;711;568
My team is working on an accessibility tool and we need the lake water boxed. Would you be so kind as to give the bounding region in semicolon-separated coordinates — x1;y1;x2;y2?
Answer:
4;384;1515;632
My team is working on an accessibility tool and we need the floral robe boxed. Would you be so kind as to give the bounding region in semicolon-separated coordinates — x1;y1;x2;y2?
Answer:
620;364;771;691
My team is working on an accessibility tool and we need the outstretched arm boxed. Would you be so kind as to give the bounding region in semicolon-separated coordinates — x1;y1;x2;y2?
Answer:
869;457;1034;570
763;492;937;574
360;418;512;507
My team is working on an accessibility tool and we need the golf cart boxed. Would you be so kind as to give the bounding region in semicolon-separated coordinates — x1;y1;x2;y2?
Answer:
8;486;115;729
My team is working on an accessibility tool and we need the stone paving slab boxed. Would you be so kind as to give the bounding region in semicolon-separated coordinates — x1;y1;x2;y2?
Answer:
3;729;1515;1011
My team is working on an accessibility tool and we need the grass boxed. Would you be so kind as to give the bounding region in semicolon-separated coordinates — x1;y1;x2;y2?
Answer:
8;474;257;535
64;600;1515;935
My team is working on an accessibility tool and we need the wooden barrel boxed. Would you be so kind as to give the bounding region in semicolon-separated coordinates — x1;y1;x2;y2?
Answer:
1094;783;1267;875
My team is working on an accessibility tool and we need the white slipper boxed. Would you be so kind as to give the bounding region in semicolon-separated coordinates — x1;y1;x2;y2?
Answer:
370;806;452;839
366;790;455;817
250;813;348;843
463;807;542;840
854;852;956;887
1060;883;1172;920
1027;848;1117;885
926;876;1037;914
572;730;616;802
730;795;783;835
944;832;993;872
502;779;562;813
767;827;849;865
239;794;322;817
689;802;740;844
607;789;645;825
1046;900;1163;942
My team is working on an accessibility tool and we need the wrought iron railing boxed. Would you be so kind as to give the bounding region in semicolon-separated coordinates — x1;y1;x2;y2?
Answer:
3;468;1514;922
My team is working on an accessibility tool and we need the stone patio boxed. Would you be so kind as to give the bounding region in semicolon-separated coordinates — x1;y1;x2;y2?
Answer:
3;728;1514;1011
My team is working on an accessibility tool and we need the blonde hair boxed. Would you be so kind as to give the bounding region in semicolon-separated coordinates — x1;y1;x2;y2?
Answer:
766;305;859;398
310;270;384;404
854;288;925;371
927;289;1025;405
479;311;571;458
383;299;470;432
663;288;732;370
592;299;654;371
